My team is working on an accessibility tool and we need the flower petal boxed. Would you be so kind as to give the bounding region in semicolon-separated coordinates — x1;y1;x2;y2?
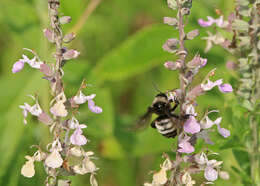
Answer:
204;166;218;182
88;100;102;114
50;101;68;117
201;79;223;91
45;149;63;168
184;116;201;134
21;158;35;178
12;61;25;73
218;84;233;93
70;128;88;146
217;125;230;138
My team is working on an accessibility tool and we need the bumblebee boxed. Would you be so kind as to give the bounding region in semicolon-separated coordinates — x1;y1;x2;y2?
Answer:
133;91;186;138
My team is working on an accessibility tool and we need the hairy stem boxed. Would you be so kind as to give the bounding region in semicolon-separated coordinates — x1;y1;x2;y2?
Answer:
47;1;64;185
169;1;188;185
250;1;260;184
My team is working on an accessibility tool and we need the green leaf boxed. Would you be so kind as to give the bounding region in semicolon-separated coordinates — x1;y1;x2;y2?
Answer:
88;25;176;85
131;128;174;157
232;149;250;175
220;135;242;149
99;137;126;159
0;72;47;182
81;88;115;138
232;19;249;31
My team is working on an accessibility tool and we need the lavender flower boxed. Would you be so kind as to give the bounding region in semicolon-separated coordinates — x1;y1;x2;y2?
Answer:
15;1;100;185
70;125;88;146
218;83;233;93
178;136;195;154
12;60;25;73
204;166;218;181
184;116;200;134
73;91;102;114
145;0;232;184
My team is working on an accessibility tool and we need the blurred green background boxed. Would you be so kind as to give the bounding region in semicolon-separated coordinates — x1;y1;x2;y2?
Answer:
0;0;251;185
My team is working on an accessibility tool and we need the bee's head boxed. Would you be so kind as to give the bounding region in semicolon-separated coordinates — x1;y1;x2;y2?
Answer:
152;93;169;114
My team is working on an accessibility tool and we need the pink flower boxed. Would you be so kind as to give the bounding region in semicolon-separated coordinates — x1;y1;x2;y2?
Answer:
201;79;223;91
178;137;195;154
184;116;201;134
200;57;207;67
70;125;88;146
218;84;233;93
12;61;25;73
164;61;182;70
204;166;218;181
198;16;226;28
198;16;215;27
12;54;43;73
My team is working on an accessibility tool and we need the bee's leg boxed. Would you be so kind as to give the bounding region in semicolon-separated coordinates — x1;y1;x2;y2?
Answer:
181;114;191;120
166;109;179;119
170;99;179;112
150;118;156;128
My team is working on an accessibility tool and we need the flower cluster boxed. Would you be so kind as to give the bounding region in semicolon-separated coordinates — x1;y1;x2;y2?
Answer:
144;0;233;185
198;0;260;184
13;0;101;185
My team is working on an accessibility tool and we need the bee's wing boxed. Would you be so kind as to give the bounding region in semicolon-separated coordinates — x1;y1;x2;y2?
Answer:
128;109;153;131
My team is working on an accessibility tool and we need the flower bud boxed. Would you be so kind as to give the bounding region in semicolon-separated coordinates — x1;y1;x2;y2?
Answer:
162;38;179;53
43;28;54;43
59;16;71;24
163;17;178;26
219;171;230;180
38;112;53;125
63;33;76;43
63;49;80;60
186;29;199;40
164;61;182;70
40;63;53;77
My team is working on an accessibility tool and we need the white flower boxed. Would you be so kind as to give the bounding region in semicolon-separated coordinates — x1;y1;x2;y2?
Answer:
201;79;223;91
152;168;168;185
68;117;79;129
19;101;42;124
21;54;43;69
50;92;68;117
45;139;63;168
182;172;196;186
204;166;218;182
45;149;63;169
72;157;98;175
73;91;102;114
50;101;68;117
21;156;35;178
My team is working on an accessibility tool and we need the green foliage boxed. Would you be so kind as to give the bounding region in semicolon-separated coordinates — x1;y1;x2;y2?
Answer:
0;0;251;185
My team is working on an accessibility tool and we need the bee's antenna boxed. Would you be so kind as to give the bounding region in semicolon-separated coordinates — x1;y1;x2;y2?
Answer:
152;82;162;93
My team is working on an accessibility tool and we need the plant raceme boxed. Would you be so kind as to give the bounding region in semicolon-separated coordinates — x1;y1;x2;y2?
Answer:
144;0;232;185
198;0;260;184
12;0;100;185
